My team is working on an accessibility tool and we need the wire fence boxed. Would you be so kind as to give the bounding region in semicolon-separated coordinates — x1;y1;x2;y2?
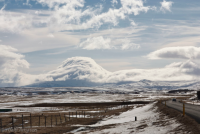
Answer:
0;104;132;133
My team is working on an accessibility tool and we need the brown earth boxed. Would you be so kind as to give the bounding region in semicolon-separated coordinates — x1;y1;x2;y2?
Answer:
0;105;134;134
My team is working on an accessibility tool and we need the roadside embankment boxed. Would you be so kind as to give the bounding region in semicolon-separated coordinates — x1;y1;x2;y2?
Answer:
156;102;200;134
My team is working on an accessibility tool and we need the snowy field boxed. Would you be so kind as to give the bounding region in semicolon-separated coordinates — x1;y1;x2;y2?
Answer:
71;103;181;134
0;87;196;134
0;91;191;113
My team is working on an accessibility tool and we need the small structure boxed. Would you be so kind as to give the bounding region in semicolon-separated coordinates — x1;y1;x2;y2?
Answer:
197;91;200;100
0;109;12;112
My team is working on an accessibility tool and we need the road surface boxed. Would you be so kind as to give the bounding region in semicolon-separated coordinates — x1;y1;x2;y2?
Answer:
165;100;200;123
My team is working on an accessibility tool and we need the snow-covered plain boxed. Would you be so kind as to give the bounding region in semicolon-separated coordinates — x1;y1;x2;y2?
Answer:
73;103;181;134
0;87;194;133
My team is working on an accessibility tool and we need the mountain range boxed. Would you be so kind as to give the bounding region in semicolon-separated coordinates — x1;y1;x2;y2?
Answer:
26;57;200;90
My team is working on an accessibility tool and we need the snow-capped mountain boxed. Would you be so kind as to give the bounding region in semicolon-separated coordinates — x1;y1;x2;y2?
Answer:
26;57;200;89
27;57;111;87
47;57;111;82
101;80;200;90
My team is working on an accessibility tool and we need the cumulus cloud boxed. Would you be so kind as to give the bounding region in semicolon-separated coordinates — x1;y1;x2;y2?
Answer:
80;0;150;29
130;19;137;26
147;46;200;60
36;0;82;8
23;0;31;6
121;39;140;50
0;45;29;69
160;0;173;12
79;36;112;50
79;37;140;50
0;5;32;33
0;0;153;33
36;0;151;31
0;45;55;86
0;45;30;85
111;0;118;7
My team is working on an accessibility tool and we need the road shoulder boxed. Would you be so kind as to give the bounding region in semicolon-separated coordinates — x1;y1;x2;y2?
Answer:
156;102;200;134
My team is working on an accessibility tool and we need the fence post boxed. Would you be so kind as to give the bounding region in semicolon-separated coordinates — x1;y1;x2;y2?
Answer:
135;116;137;121
69;112;70;121
45;116;46;127
0;118;2;133
183;103;185;116
12;116;14;130
39;115;40;127
22;114;24;129
51;115;52;127
56;115;57;125
84;111;85;118
165;101;166;106
76;111;77;119
59;114;62;123
64;114;66;122
30;114;32;128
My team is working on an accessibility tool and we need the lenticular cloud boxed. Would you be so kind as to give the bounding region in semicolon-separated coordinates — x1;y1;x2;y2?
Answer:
147;46;200;60
1;45;200;87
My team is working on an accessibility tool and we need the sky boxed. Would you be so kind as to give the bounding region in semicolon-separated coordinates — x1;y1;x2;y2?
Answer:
0;0;200;86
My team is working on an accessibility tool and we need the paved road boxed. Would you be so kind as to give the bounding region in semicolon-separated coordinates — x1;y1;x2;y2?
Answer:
165;101;200;123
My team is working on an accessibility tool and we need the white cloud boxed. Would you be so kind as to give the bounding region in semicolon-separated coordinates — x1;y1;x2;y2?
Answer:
111;0;118;7
0;45;55;86
1;55;200;87
0;7;32;33
35;10;42;15
79;36;112;50
130;19;137;26
0;45;29;69
147;46;200;60
40;57;198;85
165;60;200;76
47;33;54;38
79;36;140;50
0;45;30;86
47;57;111;83
80;0;150;29
35;0;151;31
121;39;140;50
160;0;173;12
23;0;31;6
36;0;83;8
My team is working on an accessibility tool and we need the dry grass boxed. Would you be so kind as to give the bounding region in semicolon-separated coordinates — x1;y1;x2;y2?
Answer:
0;105;134;134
